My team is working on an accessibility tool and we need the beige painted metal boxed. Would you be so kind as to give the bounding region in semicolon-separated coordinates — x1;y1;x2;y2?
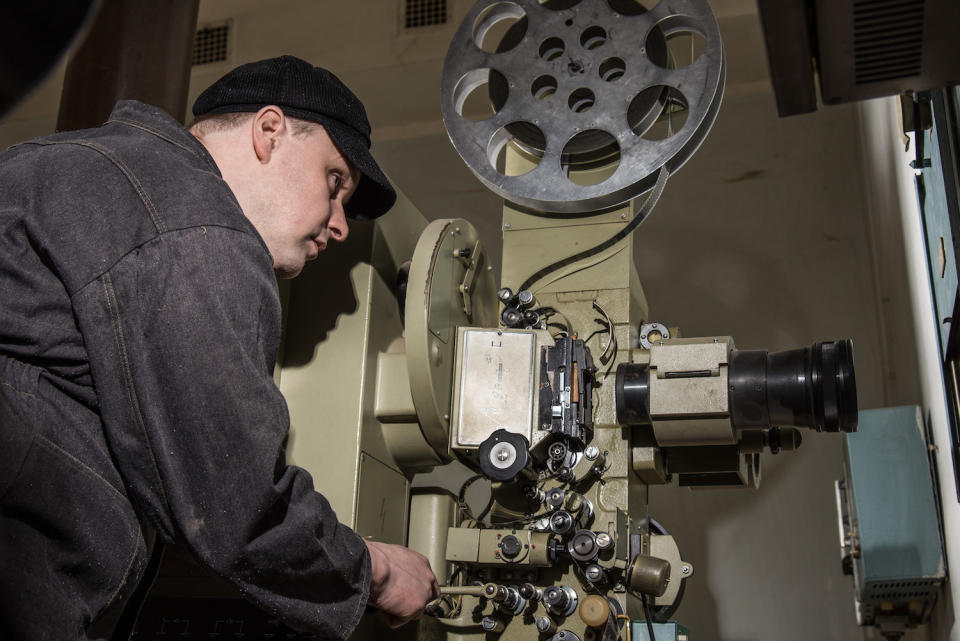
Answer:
406;218;499;460
408;489;458;585
420;144;660;641
649;534;694;610
445;528;552;567
452;328;537;447
279;186;433;536
649;337;736;447
355;452;410;545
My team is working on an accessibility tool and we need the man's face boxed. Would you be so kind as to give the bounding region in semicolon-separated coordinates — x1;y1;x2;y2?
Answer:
248;123;358;279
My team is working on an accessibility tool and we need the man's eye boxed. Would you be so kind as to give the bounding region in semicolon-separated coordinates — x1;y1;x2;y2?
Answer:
330;174;342;194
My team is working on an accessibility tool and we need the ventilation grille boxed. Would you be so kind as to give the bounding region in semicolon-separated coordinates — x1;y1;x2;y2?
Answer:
864;578;941;602
192;23;230;66
405;0;447;28
853;0;924;84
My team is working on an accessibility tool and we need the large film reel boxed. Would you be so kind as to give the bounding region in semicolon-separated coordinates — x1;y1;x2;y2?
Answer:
441;0;725;213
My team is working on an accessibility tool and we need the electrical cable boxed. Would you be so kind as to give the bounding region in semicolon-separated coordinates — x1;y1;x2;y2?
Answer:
641;594;657;641
518;167;669;294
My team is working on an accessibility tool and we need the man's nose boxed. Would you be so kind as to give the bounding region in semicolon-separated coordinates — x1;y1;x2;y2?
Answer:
329;202;349;243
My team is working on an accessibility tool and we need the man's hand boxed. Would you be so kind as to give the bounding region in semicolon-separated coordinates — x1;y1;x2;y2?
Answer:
365;540;440;628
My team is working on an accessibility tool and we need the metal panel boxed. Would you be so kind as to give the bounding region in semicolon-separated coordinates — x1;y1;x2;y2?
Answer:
355;452;410;545
814;0;960;107
453;328;537;447
844;406;944;589
756;0;817;116
919;97;959;354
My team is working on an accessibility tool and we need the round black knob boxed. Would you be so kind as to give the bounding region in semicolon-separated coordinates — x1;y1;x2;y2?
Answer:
500;534;523;559
478;429;530;482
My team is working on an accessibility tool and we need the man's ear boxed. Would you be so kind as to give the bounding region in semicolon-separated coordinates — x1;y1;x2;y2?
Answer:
251;106;286;163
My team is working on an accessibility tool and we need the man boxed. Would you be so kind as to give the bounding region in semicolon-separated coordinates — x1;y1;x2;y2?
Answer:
0;56;438;640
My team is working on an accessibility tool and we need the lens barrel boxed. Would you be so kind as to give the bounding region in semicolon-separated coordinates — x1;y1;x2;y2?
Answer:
729;340;857;432
615;340;857;432
615;362;650;426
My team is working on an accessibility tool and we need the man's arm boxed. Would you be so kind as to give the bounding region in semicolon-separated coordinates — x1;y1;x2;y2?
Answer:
72;225;433;636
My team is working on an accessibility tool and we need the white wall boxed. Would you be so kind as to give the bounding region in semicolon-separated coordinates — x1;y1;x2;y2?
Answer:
856;96;960;641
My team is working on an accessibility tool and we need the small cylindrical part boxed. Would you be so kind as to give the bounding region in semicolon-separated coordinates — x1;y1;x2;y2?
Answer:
578;594;611;627
584;445;600;460
544;585;579;616
546;487;566;509
483;582;503;600
497;287;514;303
565;492;584;514
548;441;568;462
595;531;613;550
501;306;522;327
550;510;575;535
520;583;543;602
568;529;598;562
500;587;526;615
626;554;671;597
517;289;536;309
424;596;455;617
523;310;541;326
552;630;582;641
524;485;546;504
536;616;557;634
769;426;802;452
584;564;605;583
440;585;486;596
615;363;651;425
481;616;504;632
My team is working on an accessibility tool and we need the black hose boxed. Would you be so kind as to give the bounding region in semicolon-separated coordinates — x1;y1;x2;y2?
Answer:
642;593;657;641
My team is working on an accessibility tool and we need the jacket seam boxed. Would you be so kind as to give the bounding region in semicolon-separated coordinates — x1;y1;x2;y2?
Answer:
67;224;266;299
100;272;171;513
34;433;129;504
105;119;201;159
0;379;37;398
33;433;143;622
24;139;167;234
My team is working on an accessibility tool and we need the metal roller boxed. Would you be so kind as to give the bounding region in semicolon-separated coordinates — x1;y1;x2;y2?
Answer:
441;0;725;213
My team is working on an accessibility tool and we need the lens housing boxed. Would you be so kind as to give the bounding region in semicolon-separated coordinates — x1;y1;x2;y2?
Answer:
615;339;858;432
729;340;857;432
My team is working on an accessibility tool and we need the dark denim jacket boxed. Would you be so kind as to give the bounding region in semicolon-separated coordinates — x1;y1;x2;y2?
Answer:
0;101;370;640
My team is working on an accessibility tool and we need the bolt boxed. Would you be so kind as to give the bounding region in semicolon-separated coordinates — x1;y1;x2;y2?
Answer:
497;449;510;461
682;565;691;575
504;223;512;230
584;445;599;460
621;213;627;219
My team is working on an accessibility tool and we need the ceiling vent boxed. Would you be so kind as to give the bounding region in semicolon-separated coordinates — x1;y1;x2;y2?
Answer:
192;22;231;66
853;0;924;85
758;0;960;116
404;0;447;29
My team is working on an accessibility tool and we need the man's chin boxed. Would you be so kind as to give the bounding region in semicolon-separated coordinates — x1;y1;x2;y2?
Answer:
274;262;304;280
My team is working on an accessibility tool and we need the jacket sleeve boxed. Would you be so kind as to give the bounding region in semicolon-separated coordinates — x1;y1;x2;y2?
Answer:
71;224;370;639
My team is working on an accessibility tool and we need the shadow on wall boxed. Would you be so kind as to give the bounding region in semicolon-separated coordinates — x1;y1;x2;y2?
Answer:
280;223;374;368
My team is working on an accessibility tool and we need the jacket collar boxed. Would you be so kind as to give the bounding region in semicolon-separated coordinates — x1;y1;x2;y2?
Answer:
105;100;221;176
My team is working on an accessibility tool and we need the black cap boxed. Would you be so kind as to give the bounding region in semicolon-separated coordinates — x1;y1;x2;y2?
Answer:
192;55;396;220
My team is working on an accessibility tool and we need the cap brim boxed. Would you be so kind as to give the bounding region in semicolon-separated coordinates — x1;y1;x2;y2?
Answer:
283;109;396;220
